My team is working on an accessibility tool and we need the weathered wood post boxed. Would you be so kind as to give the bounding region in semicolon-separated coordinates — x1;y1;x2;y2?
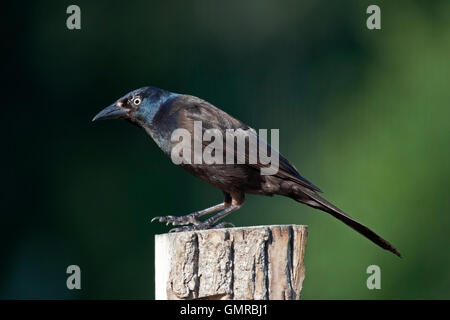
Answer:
155;225;308;300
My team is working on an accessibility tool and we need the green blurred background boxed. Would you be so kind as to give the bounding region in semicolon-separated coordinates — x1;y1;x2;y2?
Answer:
2;0;449;299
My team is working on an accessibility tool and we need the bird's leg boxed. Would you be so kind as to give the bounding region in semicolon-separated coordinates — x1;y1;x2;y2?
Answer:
168;204;241;232
151;203;226;226
169;192;244;232
202;204;242;227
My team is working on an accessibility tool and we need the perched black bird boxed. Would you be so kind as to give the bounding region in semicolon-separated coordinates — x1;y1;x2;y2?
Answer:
93;86;401;257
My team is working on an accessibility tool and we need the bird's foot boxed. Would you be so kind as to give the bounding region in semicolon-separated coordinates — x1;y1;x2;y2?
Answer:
168;225;199;233
151;214;200;226
168;221;235;233
212;222;235;229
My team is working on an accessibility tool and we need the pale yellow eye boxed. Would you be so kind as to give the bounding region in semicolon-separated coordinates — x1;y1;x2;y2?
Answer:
133;97;142;105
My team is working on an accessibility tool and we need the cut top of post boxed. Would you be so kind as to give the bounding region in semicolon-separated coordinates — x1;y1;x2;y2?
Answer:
155;225;308;300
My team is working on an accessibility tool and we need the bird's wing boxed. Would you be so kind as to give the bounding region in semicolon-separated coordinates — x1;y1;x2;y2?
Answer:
172;95;322;192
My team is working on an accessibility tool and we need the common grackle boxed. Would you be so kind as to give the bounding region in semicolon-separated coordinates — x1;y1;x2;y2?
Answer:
93;86;401;257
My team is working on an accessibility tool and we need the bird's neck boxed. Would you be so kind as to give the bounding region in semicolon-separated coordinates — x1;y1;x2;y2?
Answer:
137;92;181;155
138;92;180;125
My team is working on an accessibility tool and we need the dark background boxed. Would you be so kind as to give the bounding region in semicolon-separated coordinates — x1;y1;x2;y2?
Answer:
2;1;449;299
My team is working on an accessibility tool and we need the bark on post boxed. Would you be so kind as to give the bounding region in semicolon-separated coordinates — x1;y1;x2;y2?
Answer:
155;225;308;300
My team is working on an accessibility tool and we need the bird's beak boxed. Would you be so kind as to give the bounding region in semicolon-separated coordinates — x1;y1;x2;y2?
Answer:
92;103;128;122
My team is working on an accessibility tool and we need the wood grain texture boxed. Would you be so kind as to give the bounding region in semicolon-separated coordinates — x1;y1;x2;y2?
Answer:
155;225;308;300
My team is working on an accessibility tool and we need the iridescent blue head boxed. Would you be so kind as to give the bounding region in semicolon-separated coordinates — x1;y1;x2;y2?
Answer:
92;86;179;126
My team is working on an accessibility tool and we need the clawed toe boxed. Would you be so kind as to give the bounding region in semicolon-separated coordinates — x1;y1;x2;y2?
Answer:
151;215;177;225
151;214;200;226
169;222;211;233
169;225;195;233
213;222;235;229
168;221;234;233
151;206;238;232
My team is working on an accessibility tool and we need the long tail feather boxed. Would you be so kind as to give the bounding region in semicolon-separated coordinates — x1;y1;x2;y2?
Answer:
296;191;401;257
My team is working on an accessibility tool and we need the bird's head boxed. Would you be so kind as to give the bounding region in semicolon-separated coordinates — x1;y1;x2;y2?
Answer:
92;86;177;126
